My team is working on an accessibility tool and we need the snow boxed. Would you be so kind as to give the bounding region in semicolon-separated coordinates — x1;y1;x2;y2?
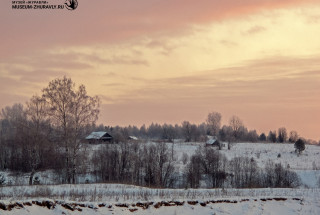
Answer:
296;170;320;188
129;136;138;140
1;183;319;202
172;142;320;188
85;131;109;140
1;194;320;215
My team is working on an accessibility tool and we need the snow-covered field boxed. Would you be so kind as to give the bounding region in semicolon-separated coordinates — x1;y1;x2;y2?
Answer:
0;184;319;214
1;197;320;215
1;183;320;202
1;142;319;214
174;142;320;170
173;142;320;188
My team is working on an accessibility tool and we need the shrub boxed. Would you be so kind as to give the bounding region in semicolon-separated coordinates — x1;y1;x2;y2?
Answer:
294;138;306;155
33;176;40;185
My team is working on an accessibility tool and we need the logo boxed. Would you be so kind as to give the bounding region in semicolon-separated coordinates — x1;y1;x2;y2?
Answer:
65;0;78;10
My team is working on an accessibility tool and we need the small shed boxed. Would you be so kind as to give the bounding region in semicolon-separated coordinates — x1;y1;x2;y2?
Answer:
128;136;138;140
206;139;221;147
86;131;113;144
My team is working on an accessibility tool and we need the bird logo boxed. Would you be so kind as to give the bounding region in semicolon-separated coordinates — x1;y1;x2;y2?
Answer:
65;0;78;10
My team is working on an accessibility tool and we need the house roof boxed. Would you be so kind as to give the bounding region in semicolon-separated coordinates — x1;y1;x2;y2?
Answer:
129;136;138;140
206;139;218;145
86;131;112;140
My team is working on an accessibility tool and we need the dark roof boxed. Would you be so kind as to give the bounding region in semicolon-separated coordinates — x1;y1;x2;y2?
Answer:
206;139;220;145
86;131;112;140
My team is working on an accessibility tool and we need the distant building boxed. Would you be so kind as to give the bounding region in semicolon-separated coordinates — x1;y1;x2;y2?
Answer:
128;136;138;140
206;138;220;147
128;135;139;143
85;131;113;144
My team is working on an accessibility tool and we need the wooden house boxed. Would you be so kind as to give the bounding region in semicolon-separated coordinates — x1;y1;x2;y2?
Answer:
85;131;113;144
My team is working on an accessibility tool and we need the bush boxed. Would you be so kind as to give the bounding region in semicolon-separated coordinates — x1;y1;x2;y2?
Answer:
295;138;306;154
33;176;40;185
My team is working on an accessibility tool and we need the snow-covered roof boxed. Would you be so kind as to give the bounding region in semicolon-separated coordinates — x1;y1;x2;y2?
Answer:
86;131;111;140
206;139;218;145
129;136;138;140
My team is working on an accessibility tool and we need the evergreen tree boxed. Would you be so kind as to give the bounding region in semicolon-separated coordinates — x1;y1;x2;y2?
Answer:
294;138;305;154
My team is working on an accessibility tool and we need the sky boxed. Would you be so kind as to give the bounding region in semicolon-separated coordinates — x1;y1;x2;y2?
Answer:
0;0;320;140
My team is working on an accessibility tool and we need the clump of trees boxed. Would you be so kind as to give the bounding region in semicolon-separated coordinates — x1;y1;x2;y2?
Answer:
184;150;300;189
92;142;176;188
0;77;100;184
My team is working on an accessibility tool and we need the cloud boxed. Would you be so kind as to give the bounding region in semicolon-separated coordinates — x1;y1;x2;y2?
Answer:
85;54;149;66
1;0;317;58
98;55;320;139
101;55;320;105
145;39;178;55
244;25;266;35
0;52;93;70
7;68;67;83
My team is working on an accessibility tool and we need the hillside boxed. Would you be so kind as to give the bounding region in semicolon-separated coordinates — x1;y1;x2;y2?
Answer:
0;184;319;214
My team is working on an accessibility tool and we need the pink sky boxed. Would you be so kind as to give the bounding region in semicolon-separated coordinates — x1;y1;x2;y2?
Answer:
0;0;319;140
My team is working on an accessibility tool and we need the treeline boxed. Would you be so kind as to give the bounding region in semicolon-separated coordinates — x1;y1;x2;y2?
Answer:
97;116;315;145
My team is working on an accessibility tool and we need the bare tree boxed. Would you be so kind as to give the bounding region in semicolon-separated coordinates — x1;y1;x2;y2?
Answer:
219;125;234;149
25;95;50;185
229;115;244;142
289;130;299;143
278;127;288;143
247;130;258;142
0;104;28;171
42;76;100;183
155;142;175;187
229;157;258;188
182;121;192;142
201;148;227;188
185;152;202;188
268;130;277;143
206;112;221;137
162;124;176;142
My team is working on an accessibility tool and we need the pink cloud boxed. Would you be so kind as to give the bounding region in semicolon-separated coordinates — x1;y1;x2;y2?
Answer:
0;0;317;58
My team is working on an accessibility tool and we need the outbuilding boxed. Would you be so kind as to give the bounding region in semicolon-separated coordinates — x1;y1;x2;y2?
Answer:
85;131;113;144
206;138;225;149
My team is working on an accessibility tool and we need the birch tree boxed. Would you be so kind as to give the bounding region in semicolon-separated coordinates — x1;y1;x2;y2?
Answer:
42;76;100;183
206;112;221;137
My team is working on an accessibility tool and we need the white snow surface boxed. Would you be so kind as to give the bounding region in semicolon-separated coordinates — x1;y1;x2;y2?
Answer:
0;184;319;214
3;198;320;215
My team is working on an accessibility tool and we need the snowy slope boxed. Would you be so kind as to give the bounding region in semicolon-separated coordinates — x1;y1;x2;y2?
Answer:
1;194;320;215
